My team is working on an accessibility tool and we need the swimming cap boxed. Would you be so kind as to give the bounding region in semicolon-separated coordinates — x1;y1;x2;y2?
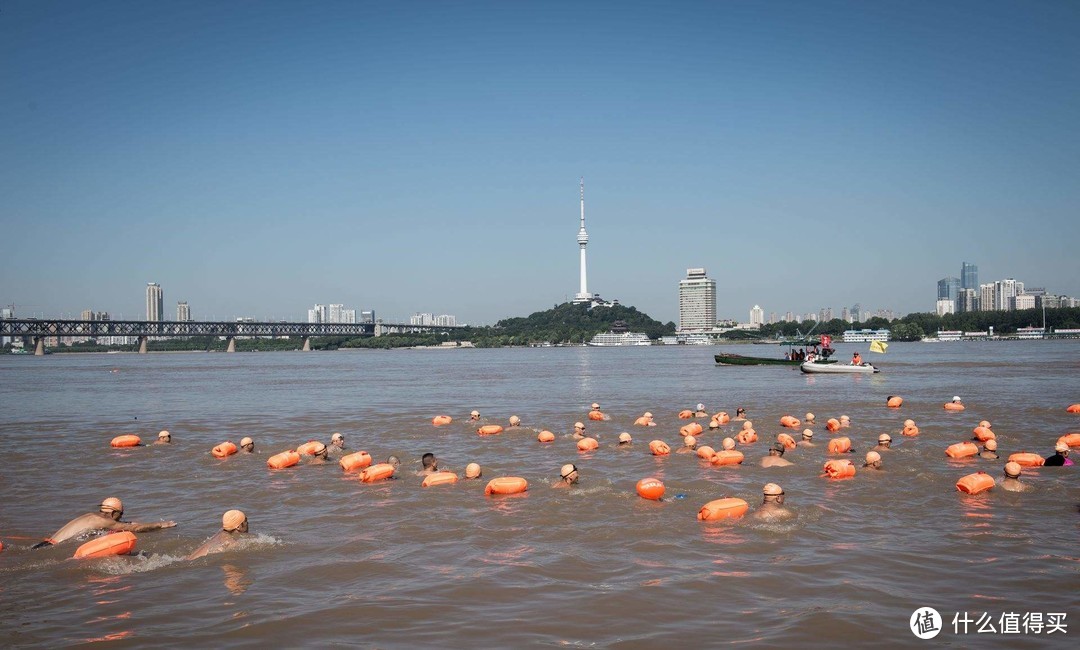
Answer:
802;429;814;438
591;403;600;409
865;451;881;465
840;414;850;421
697;403;705;411
222;509;246;532
158;430;170;439
709;420;720;429
904;419;915;428
984;439;998;451
742;421;753;430
574;422;585;429
763;483;783;496
805;413;815;422
313;442;327;455
470;410;479;416
1004;462;1022;478
722;437;736;450
979;420;991;428
684;436;697;447
643;412;653;418
878;433;892;443
240;437;253;447
386;455;401;466
952;396;961;402
100;497;123;514
331;432;344;442
618;432;632;443
465;463;481;478
1056;442;1069;453
509;415;521;426
560;464;577;480
771;443;785;454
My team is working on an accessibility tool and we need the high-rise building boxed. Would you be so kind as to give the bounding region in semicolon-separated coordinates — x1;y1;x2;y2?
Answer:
936;299;956;316
784;311;794;322
841;307;851;323
81;309;95;321
961;262;978;291
329;304;344;323
937;277;960;311
146;283;163;321
307;304;327;323
996;278;1021;311
850;303;861;323
176;302;191;321
360;310;375;323
1013;294;1036;310
958;288;978;312
749;305;764;327
572;178;593;304
819;307;833;322
678;268;716;332
978;283;995;312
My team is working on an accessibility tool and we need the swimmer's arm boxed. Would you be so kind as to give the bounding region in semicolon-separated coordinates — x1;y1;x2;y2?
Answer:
113;520;178;533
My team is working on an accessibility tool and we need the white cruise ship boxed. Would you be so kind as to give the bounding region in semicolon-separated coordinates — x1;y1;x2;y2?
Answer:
587;331;652;347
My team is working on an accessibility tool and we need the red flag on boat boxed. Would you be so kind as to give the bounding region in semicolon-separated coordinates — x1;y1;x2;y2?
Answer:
821;335;831;348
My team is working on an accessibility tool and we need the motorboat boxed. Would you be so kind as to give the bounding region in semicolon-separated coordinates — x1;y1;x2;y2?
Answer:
800;360;880;374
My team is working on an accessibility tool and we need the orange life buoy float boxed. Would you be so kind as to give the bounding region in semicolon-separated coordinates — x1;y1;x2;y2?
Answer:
828;437;852;454
679;422;703;437
1008;452;1044;467
737;430;757;444
484;476;528;495
588;410;606;421
972;426;995;442
696;445;716;460
432;415;453;426
267;450;300;469
823;459;856;479
297;440;322;456
72;531;137;559
945;442;979;459
359;463;396;482
1057;433;1080;448
826;419;841;432
697;498;749;521
339;451;373;472
887;396;903;408
477;425;504;436
649;440;671;456
1066;404;1080;413
678;410;694;420
577;437;599;451
944;403;966;411
712;412;730;425
902;425;920;437
212;441;238;458
110;435;141;448
956;472;995;495
780;415;801;429
636;478;665;500
421;471;458;487
711;450;744;466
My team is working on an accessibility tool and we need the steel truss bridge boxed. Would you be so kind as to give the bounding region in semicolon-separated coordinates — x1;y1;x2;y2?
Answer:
0;319;467;355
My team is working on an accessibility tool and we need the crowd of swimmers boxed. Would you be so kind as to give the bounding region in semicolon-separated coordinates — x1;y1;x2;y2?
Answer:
12;397;1077;559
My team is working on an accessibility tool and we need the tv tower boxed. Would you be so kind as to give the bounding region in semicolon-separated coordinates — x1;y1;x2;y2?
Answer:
573;177;591;303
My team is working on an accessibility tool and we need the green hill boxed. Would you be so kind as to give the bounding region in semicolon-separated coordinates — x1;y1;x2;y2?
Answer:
491;302;676;344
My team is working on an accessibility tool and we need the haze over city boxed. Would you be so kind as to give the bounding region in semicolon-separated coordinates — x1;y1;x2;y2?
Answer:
2;1;1078;324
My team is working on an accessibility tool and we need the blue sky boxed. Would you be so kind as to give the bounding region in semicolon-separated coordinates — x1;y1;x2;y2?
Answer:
2;0;1078;324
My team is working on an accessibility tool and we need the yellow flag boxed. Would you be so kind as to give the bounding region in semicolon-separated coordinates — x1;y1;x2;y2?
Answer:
869;340;888;354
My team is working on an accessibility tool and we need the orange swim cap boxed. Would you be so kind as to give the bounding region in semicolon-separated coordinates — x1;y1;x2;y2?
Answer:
684;435;697;447
618;432;632;444
465;463;481;479
240;437;254;448
591;403;600;409
722;437;736;450
802;429;814;439
984;439;998;451
509;415;521;426
158;430;171;439
1004;462;1022;478
865;451;881;465
763;483;783;496
222;509;247;532
100;497;123;514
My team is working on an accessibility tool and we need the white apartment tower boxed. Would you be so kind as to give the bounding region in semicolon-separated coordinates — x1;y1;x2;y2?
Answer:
678;268;716;332
749;305;764;327
146;283;163;321
176;301;191;322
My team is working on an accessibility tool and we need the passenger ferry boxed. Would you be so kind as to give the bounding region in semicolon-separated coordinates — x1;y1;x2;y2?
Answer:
587;331;652;347
841;329;891;343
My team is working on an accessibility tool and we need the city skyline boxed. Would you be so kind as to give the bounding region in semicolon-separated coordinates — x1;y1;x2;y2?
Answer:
2;2;1079;324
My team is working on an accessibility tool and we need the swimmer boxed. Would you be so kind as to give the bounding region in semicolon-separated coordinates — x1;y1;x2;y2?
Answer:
708;419;720;430
155;430;172;445
32;498;177;548
999;462;1031;492
468;410;481;422
572;422;587;440
509;415;521;428
721;437;736;451
863;451;882;469
695;403;708;418
839;415;851;428
553;463;579;488
419;452;440;475
951;395;962;405
734;407;747;421
330;432;345;451
464;463;482;479
804;412;816;425
386;455;402;469
874;433;892;452
618;432;632;446
305;442;329;464
980;439;999;460
239;436;254;453
760;443;793;468
676;435;698;454
797;429;815;448
1044;442;1072;466
751;483;795;522
186;510;251;560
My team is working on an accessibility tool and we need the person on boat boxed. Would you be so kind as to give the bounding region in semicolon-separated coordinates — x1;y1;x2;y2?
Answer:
851;352;862;366
979;439;999;460
785;351;791;361
751;483;795;522
999;462;1031;492
572;422;587;439
618;432;633;446
155;430;172;445
33;497;177;548
874;433;892;451
468;410;481;421
553;463;579;488
760;443;793;468
798;429;815;448
186;510;251;560
676;435;698;454
863;451;883;470
805;350;817;363
694;403;708;418
1044;442;1072;466
734;407;747;421
239;436;255;453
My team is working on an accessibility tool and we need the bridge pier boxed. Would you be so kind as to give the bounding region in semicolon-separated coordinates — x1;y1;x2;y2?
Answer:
302;336;311;351
138;336;148;354
226;337;236;353
34;337;45;356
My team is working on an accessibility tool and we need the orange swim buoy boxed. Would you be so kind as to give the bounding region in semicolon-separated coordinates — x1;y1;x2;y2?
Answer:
339;451;373;472
1066;404;1080;413
537;430;555;443
212;441;238;458
636;478;665;500
484;476;528;495
679;422;703;437
697;498;749;521
902;425;920;437
777;433;797;450
678;410;694;420
432;415;453;426
711;450;744;466
477;425;504;436
972;426;995;442
712;412;730;425
826;419;841;432
588;410;606;421
956;472;995;495
696;445;716;460
1008;452;1044;467
267;450;301;469
421;471;458;487
359;463;396;482
944;403;966;411
649;440;671;456
737;430;757;444
945;442;979;459
72;531;137;559
780;415;801;429
823;459;856;479
1057;433;1080;448
887;396;903;408
577;437;599;451
828;437;852;454
110;435;141;448
297;440;322;456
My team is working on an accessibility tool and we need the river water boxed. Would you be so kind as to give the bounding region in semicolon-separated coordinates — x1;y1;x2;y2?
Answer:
1;342;1077;647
